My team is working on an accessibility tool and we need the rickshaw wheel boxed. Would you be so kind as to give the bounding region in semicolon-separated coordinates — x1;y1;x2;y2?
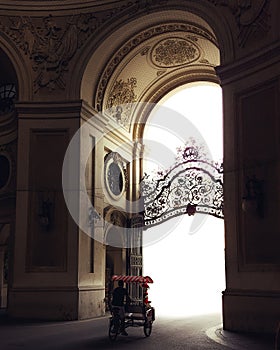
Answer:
109;318;120;341
144;321;152;337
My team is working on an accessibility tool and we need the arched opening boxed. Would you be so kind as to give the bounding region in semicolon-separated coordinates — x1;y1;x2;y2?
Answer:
0;48;18;313
78;2;231;323
142;82;224;317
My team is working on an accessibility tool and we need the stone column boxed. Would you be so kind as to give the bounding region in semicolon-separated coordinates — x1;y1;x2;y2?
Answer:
77;102;107;319
218;43;280;333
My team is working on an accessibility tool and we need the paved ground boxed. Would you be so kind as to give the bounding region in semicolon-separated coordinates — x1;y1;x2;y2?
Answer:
0;312;275;349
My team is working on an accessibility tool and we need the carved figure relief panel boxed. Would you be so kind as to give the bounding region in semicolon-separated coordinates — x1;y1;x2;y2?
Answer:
0;1;144;96
208;0;271;47
0;14;100;94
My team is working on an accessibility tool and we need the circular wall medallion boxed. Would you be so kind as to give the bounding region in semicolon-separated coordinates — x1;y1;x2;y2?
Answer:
151;37;200;68
0;154;10;189
104;152;127;200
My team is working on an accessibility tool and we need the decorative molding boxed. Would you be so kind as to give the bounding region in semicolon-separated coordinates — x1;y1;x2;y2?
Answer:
207;0;271;47
151;38;200;67
106;77;137;128
95;22;217;111
216;41;280;85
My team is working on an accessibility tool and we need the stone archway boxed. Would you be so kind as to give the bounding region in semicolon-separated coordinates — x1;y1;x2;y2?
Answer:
0;44;20;313
77;1;280;333
73;2;229;326
0;0;278;332
77;1;228;322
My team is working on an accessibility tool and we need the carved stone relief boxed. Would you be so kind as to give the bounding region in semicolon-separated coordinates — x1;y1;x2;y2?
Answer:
151;38;200;67
106;77;137;126
207;0;271;47
0;2;138;93
106;77;137;127
0;0;272;95
0;0;170;94
0;14;100;92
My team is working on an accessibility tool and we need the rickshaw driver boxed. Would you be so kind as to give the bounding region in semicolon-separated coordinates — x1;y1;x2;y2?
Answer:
111;280;131;336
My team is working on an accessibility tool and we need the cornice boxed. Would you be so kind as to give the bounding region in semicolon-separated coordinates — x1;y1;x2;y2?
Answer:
15;100;83;118
216;41;280;85
81;100;109;133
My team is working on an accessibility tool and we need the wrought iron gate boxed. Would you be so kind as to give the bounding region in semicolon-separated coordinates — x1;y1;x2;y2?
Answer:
141;141;224;228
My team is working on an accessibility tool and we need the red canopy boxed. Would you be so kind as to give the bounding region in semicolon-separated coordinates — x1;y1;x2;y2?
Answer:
112;275;153;283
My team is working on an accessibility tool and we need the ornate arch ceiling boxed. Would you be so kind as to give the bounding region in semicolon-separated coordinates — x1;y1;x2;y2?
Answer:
97;21;220;132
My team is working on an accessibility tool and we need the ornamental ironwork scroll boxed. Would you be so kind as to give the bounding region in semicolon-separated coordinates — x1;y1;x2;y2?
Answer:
140;140;223;228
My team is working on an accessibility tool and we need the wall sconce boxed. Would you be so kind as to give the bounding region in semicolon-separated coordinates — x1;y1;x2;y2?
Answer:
38;198;53;231
242;175;264;218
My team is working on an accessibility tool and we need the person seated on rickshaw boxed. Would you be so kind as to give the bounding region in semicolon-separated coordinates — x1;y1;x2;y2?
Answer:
111;280;131;336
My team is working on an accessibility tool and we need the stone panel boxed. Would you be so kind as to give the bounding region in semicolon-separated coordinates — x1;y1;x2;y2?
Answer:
26;130;68;271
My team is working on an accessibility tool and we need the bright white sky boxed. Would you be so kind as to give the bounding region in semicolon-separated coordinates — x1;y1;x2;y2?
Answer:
142;82;225;317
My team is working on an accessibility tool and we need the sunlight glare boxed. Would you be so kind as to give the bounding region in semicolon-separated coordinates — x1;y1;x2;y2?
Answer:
143;83;225;317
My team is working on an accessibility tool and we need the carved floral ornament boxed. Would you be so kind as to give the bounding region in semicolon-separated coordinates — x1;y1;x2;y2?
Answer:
151;38;200;67
106;77;138;128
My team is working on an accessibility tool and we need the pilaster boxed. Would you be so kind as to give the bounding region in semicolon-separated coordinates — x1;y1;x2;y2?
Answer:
218;43;280;333
9;100;107;320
